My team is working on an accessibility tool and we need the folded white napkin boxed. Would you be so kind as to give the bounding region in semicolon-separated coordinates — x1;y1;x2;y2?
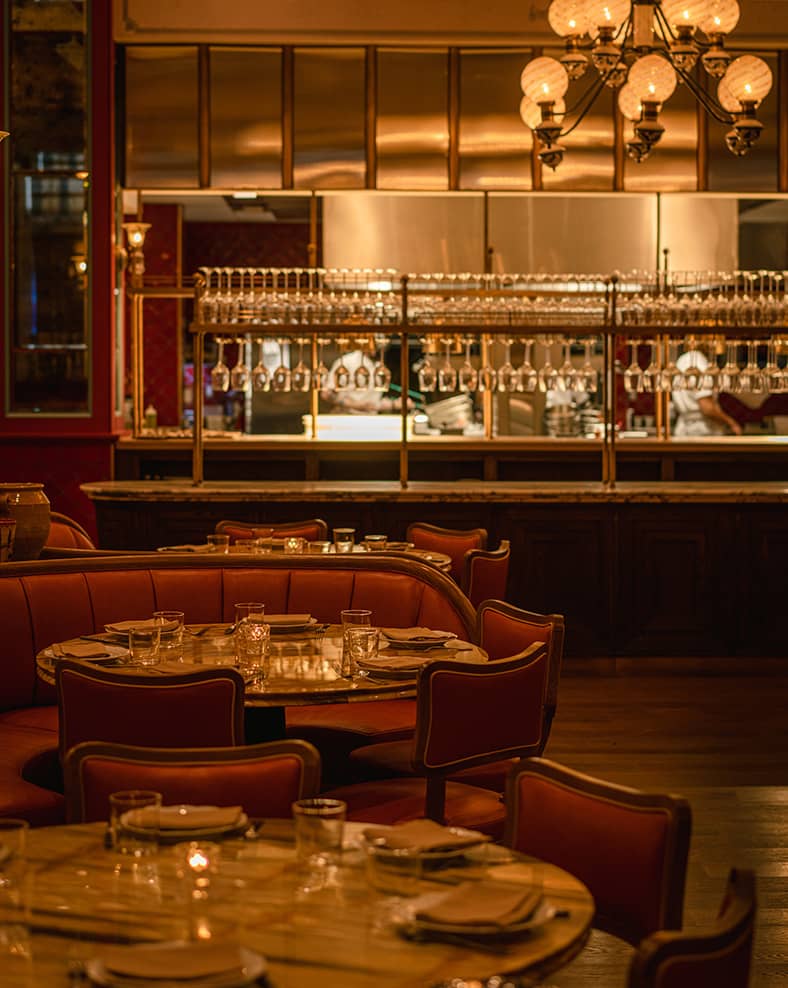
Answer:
264;613;312;627
106;619;179;634
415;880;542;928
363;819;489;853
358;655;431;672
50;642;113;659
126;804;243;831
98;940;245;980
381;627;456;643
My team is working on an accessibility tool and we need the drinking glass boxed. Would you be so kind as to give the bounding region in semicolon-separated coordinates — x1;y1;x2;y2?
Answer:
292;798;346;869
343;626;379;678
497;339;517;393
153;610;184;653
353;351;372;390
233;602;269;676
229;339;250;391
207;534;229;554
333;528;355;553
109;790;162;857
580;338;598;392
364;841;422;897
418;349;437;393
720;340;741;392
291;338;312;392
538;340;559;393
252;338;270;392
272;339;291;393
363;534;387;551
373;337;392;392
458;338;478;393
128;626;161;666
333;342;352;390
210;339;230;394
314;338;330;391
623;341;642;392
284;536;306;554
518;339;538;393
437;338;457;393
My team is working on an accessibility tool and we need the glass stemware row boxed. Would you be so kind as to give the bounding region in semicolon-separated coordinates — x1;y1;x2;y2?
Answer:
622;339;788;395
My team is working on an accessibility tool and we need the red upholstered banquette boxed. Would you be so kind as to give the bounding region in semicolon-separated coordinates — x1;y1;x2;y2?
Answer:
0;553;475;826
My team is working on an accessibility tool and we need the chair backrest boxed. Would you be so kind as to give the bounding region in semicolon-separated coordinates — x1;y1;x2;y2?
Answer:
463;539;511;607
478;600;564;743
505;758;692;946
56;661;246;762
406;522;487;583
63;738;321;823
628;868;755;988
412;641;548;820
215;518;328;543
46;512;96;550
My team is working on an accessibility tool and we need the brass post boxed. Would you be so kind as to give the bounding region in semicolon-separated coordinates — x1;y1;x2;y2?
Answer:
192;329;205;486
400;275;410;489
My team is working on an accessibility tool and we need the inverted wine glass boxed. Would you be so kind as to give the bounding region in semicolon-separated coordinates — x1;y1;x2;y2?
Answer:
252;338;270;392
210;338;230;393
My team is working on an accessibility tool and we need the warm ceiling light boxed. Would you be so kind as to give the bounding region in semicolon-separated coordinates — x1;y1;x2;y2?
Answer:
520;0;769;168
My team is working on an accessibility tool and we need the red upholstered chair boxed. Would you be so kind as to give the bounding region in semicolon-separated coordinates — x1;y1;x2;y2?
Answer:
628;868;755;988
406;522;487;583
46;512;96;550
215;518;328;544
323;641;548;840
349;600;563;791
63;739;321;824
462;539;511;607
505;758;692;947
56;662;246;763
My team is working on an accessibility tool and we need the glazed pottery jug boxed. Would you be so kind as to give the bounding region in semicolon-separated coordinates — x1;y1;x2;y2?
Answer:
0;483;50;560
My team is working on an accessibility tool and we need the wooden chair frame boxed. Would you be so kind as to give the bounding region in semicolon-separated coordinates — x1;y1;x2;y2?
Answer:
505;758;692;945
49;511;94;544
462;538;511;604
64;738;322;823
215;518;328;541
628;868;756;988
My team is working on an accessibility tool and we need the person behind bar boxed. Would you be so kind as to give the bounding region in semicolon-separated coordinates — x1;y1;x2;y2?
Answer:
672;348;742;436
320;350;401;414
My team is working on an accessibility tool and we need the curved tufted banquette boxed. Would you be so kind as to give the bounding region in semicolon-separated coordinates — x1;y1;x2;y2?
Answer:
0;552;476;826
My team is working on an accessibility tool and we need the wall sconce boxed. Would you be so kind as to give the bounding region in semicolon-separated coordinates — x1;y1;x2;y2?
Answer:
70;251;88;290
122;221;151;287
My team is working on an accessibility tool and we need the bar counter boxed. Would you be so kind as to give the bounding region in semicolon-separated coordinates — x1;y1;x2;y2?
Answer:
81;477;787;661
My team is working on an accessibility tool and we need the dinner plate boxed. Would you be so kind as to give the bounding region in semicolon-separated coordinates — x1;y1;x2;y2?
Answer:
267;616;318;635
120;812;250;843
380;633;457;651
364;826;490;862
85;944;266;988
105;619;180;635
42;643;128;664
405;896;557;938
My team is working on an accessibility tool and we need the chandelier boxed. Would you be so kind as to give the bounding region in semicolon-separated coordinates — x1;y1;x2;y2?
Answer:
520;1;772;169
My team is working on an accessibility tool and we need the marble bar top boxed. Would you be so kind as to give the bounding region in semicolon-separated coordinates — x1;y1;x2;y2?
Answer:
81;479;788;504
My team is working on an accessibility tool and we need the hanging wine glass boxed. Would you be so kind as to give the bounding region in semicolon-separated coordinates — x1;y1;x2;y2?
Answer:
353;344;372;390
497;339;517;393
518;338;538;393
623;340;642;392
700;340;721;392
477;348;497;393
738;340;764;395
314;338;330;391
230;338;250;391
291;337;311;392
458;337;478;393
418;341;437;393
372;336;391;392
556;339;574;392
198;267;219;324
333;338;352;390
640;341;659;393
438;338;458;393
659;340;681;393
538;338;559;393
252;338;270;392
680;342;702;391
271;338;291;392
580;338;598;393
211;337;230;393
763;338;781;393
719;339;740;393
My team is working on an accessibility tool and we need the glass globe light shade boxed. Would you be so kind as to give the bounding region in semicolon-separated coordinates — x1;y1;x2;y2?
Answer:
661;0;712;30
519;96;566;129
723;55;773;106
717;74;740;113
628;54;678;103
617;83;643;122
520;57;570;103
548;0;590;37
697;0;740;35
582;0;631;33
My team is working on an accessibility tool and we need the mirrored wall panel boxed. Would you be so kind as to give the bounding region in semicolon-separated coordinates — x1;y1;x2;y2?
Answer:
623;75;698;192
210;48;282;189
294;48;366;189
125;47;199;188
459;49;533;191
377;49;449;190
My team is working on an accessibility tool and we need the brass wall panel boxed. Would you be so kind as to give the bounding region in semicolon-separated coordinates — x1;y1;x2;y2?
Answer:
708;53;778;192
210;48;282;189
322;192;485;271
659;196;738;271
541;50;615;191
489;194;656;273
125;47;199;188
377;49;449;190
293;48;365;189
624;79;698;192
459;50;533;191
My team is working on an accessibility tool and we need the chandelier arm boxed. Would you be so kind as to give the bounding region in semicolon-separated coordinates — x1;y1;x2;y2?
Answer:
559;75;610;139
562;70;609;119
652;5;679;45
665;54;736;124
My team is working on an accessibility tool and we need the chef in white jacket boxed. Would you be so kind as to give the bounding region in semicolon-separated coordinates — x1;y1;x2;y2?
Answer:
672;349;742;436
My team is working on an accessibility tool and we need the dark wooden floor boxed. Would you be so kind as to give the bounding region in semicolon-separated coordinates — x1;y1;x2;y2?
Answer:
534;666;788;987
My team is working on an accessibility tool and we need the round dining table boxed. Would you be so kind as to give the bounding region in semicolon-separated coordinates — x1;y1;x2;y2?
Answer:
9;819;594;988
37;626;487;742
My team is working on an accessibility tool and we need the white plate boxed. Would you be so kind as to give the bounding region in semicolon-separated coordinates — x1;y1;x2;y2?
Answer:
85;944;266;988
363;826;490;862
42;643;129;664
406;897;557;938
121;812;249;843
380;631;457;650
269;618;318;635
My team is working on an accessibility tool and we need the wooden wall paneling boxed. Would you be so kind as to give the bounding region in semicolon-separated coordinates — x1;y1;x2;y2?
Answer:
739;507;788;656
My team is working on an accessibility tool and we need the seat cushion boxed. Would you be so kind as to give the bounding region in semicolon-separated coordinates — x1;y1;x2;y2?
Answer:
0;705;58;732
0;723;65;826
349;740;516;791
323;779;505;839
